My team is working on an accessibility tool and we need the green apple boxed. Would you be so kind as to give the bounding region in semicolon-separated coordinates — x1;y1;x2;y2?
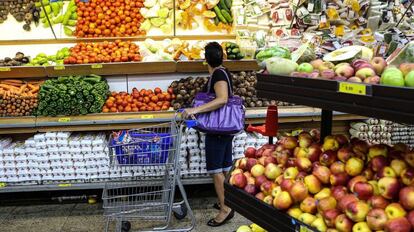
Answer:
381;67;405;87
297;63;314;73
405;70;414;87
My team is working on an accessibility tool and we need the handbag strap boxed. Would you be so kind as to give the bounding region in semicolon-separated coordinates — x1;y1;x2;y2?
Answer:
207;68;233;96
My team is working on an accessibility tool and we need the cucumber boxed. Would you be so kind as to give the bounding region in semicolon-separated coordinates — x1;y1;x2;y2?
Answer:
219;0;229;11
213;6;227;24
236;53;244;60
225;0;232;9
228;54;236;60
227;48;233;54
214;17;219;25
232;48;240;54
221;9;233;23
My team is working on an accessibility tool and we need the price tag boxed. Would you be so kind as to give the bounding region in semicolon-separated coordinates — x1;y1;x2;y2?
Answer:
307;3;314;11
58;183;72;187
0;182;6;188
0;67;11;72
141;115;154;119
54;65;65;70
91;64;103;69
58;117;71;123
338;82;367;95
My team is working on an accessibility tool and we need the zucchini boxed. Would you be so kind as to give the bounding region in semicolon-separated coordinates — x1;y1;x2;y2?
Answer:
221;9;233;23
228;54;236;59
232;48;240;54
225;0;232;9
236;53;244;59
214;6;227;24
214;17;220;25
219;0;229;11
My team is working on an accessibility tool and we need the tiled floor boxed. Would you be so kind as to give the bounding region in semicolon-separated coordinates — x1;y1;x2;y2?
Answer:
0;196;250;232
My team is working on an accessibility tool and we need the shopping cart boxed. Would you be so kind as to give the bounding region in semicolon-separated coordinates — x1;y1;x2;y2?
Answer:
102;118;196;232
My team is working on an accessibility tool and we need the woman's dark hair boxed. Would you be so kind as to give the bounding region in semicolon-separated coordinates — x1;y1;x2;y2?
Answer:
205;42;223;68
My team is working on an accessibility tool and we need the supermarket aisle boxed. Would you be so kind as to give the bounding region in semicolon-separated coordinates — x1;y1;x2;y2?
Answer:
0;196;249;232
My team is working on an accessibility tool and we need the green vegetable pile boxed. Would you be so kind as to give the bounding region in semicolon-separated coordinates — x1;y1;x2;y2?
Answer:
27;47;70;66
223;42;244;60
256;46;291;63
213;0;233;25
403;43;414;63
36;75;109;116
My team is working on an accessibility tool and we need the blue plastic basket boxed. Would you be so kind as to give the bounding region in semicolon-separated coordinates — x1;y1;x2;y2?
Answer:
111;132;172;165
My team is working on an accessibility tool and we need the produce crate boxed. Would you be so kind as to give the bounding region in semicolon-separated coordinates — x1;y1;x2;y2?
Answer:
256;74;414;124
224;170;317;232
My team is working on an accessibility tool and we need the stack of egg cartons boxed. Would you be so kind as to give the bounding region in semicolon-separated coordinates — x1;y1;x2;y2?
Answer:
349;119;393;145
233;132;248;160
93;133;110;181
33;133;52;183
199;133;207;176
186;128;202;178
25;137;40;184
390;122;414;148
15;142;36;185
179;130;188;176
0;138;13;183
0;139;18;184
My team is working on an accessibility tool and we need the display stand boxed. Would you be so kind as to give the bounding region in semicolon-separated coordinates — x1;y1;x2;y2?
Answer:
224;73;414;232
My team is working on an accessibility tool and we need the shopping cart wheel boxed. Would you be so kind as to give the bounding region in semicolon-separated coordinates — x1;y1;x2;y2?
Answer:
121;221;131;232
173;202;187;220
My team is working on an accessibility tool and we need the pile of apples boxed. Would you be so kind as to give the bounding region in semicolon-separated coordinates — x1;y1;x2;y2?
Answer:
230;132;414;232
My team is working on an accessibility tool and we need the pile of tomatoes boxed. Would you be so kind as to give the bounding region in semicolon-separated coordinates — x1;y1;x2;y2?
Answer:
102;87;175;113
64;40;142;64
75;0;145;37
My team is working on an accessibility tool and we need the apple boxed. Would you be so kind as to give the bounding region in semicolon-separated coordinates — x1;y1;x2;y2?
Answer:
246;158;258;172
244;184;258;195
321;69;336;79
399;62;414;75
401;168;414;186
369;156;389;172
311;217;328;232
280;178;295;192
231;173;247;189
258;156;266;166
407;211;414;228
290;181;308;203
356;67;376;80
296;157;312;172
255;191;265;200
263;156;277;167
313;165;331;184
251;164;265;177
286;158;297;168
405;70;414;87
298;132;314;148
370;57;387;75
352;59;372;70
368;180;380;196
264;163;282;180
255;175;267;189
297;62;314;73
271;186;282;199
323;136;340;151
244;147;256;158
308;144;323;162
330;173;350;186
246;176;255;185
338;194;358;213
385;203;407;219
273;191;293;210
352;140;369;157
331;161;346;174
320;150;338;166
377;166;397;178
299;212;317;225
381;67;406;87
384;217;412;232
294;147;308;158
304;175;322;194
345;157;364;176
348;76;363;82
390;159;407;176
367;195;389;209
300;196;317;214
261;180;276;196
311;59;324;69
404;151;414;168
317;196;337;212
353;182;374;200
280;136;298;150
399;187;414;210
296;171;307;181
335;214;354;232
275;150;289;167
378;177;400;199
332;186;348;200
366;208;387;231
287;207;303;219
345;201;370;222
315;188;331;200
348;176;368;192
262;148;274;157
324;209;341;227
336;64;355;78
319;61;335;71
284;167;299;180
362;169;374;180
352;222;371;232
231;168;243;176
368;144;388;159
338;147;354;162
363;75;380;84
263;195;274;205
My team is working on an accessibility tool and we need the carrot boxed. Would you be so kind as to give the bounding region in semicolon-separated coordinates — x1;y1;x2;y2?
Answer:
27;84;36;90
0;84;19;91
29;86;39;94
19;84;27;94
1;79;22;84
0;81;22;87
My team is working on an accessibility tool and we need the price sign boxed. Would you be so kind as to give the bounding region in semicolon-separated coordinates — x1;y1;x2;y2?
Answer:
141;115;154;119
91;64;103;69
0;182;6;188
54;65;65;70
0;67;11;72
58;117;71;123
58;183;72;187
338;82;367;95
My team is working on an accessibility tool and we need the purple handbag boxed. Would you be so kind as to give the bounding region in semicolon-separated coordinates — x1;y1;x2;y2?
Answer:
192;68;245;134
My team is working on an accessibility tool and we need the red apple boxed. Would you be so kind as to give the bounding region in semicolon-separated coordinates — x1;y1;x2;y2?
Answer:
399;186;414;210
377;166;397;178
231;173;247;189
255;147;264;158
244;147;256;158
298;132;313;148
320;150;338;166
264;156;277;167
345;201;370;222
331;186;348;200
345;157;364;176
370;57;387;75
246;158;258;172
258;156;266;166
361;168;374;180
296;171;307;181
366;208;387;231
334;134;349;146
244;184;258;195
255;192;265;200
324;208;341;227
317;196;337;212
275;150;289;167
385;203;407;219
404;151;414;168
251;164;265;177
296;157;312;172
260;180;276;196
255;175;268;189
353;181;374;200
384;217;412;232
273;191;293;210
348;176;368;192
280;178;295;192
308;144;323;162
286;158;297;168
337;147;354;163
313;165;331;184
401;168;414;186
330;173;350;186
369;156;389;172
304;174;322;194
351;139;369;157
264;163;282;180
338;194;358;213
289;181;308;203
335;214;353;232
300;196;317;214
280;136;298;150
378;176;400;199
367;195;389;209
407;210;414;228
330;161;346;174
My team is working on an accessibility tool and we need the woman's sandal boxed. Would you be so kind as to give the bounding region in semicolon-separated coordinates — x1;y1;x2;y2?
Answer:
207;210;235;227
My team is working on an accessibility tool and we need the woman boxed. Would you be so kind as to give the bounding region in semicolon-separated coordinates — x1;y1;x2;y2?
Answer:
182;42;235;227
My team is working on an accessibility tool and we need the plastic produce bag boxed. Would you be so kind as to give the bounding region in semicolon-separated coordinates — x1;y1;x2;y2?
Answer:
255;46;291;63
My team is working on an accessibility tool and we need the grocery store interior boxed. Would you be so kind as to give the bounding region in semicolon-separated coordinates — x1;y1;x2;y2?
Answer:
1;0;414;231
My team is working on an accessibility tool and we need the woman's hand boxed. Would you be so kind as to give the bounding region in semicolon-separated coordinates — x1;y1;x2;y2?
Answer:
182;108;197;119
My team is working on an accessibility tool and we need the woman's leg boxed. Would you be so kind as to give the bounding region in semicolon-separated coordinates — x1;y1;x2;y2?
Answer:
212;172;231;220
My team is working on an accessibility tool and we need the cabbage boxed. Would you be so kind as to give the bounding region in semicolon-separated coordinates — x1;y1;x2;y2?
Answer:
150;17;166;27
140;19;152;31
144;0;157;8
160;24;172;34
158;7;169;18
144;39;162;53
265;57;298;75
146;4;160;18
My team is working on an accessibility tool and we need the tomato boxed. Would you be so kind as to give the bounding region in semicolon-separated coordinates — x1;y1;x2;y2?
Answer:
154;106;161;111
125;106;132;112
147;106;153;111
106;100;114;108
139;106;146;111
143;96;150;103
161;105;168;110
157;93;164;100
110;107;117;112
117;105;124;112
151;96;158;102
154;87;162;94
167;88;174;94
156;102;163;107
132;107;139;112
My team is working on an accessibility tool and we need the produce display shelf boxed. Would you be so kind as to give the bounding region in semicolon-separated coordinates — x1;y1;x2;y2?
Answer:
256;74;414;125
224;181;317;232
0;177;213;193
0;107;364;134
0;60;259;79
